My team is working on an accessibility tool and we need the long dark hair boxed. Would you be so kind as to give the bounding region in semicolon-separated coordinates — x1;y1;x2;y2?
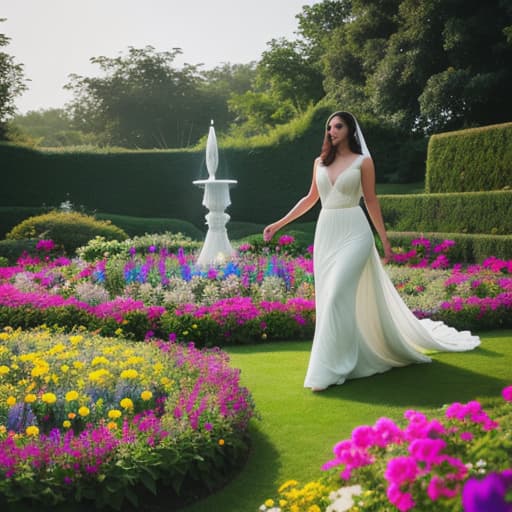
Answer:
320;111;362;166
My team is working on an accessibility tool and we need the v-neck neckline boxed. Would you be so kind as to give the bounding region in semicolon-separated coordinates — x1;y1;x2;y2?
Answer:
324;154;364;187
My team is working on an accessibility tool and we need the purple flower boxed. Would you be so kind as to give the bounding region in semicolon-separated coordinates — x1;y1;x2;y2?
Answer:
462;470;512;512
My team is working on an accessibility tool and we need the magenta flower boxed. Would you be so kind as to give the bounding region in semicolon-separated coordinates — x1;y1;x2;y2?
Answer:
278;235;295;246
36;239;55;252
386;482;415;511
502;385;512;402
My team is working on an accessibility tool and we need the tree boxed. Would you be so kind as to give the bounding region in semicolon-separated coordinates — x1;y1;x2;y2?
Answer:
65;46;206;148
0;18;28;138
323;0;512;133
199;62;257;131
9;108;97;146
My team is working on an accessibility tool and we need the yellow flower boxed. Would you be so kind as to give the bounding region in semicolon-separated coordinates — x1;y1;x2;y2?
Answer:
182;330;189;336
114;328;123;336
60;364;69;373
120;369;139;379
140;390;153;401
91;356;109;366
24;393;37;403
0;365;10;375
31;364;49;378
264;499;274;508
0;425;6;434
6;396;16;406
26;425;39;436
78;406;90;417
279;500;288;507
307;506;321;512
218;438;225;446
192;324;198;329
108;409;122;419
62;420;71;428
0;332;9;340
107;421;117;430
278;480;298;493
88;369;111;383
126;356;144;365
120;398;133;410
290;506;299;512
41;392;57;404
65;390;79;401
73;361;84;370
69;335;83;345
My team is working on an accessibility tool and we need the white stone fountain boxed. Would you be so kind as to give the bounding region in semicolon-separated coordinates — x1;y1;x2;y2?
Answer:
193;121;237;266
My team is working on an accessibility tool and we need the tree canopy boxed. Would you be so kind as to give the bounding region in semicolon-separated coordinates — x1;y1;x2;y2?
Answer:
0;18;28;138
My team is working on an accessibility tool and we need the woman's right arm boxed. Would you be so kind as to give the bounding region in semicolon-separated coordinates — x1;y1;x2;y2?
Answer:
263;158;320;241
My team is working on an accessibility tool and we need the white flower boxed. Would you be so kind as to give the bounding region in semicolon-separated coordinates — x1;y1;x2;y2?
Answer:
327;484;362;512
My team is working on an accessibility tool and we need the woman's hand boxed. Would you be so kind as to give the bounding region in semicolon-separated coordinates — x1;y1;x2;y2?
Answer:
381;240;394;265
263;224;279;242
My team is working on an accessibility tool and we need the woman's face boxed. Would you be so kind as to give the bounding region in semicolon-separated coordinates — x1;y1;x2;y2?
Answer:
327;115;349;146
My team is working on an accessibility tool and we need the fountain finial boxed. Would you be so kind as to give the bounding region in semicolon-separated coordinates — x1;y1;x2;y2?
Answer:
206;120;218;180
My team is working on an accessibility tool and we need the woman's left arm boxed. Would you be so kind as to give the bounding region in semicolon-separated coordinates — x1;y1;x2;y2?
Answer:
360;157;393;264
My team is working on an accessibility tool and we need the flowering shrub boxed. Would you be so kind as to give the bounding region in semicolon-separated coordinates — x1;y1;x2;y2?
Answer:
0;238;510;342
260;386;512;511
0;327;254;508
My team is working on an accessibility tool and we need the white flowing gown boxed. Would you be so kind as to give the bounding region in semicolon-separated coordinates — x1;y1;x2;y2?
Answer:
304;155;480;389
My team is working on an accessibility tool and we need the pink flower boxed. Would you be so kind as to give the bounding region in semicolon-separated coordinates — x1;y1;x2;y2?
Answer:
408;438;446;466
278;235;295;246
427;475;460;500
502;385;512;402
386;483;416;511
384;456;418;485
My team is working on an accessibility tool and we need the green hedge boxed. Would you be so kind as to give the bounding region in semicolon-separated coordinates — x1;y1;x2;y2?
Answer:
387;231;512;262
0;107;426;228
380;190;512;235
426;122;512;193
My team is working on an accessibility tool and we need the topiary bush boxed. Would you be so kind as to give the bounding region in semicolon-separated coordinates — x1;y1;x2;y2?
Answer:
6;211;128;255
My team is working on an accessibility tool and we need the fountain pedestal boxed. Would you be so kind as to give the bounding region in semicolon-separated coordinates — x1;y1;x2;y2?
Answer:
193;178;237;266
193;121;237;266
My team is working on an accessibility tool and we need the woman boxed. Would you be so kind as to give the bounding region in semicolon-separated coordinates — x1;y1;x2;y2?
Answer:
263;111;480;391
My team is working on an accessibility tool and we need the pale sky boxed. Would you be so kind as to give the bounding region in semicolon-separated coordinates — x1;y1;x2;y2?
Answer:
2;0;317;114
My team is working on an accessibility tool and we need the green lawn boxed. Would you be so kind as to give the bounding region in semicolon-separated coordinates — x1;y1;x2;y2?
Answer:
181;330;512;512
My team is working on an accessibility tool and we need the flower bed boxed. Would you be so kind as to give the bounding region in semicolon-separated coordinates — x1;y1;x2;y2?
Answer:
0;327;254;509
0;237;510;345
259;386;512;512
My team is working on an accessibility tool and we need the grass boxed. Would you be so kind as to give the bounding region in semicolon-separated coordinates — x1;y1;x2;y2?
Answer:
181;330;512;512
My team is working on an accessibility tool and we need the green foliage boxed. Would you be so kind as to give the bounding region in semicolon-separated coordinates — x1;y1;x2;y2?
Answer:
6;211;128;255
425;122;512;192
0;238;39;263
380;190;512;234
322;0;512;133
0;19;28;128
76;232;202;262
388;231;512;262
0;106;429;229
94;213;204;239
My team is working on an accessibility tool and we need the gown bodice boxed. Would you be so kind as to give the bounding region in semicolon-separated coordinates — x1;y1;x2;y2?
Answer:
316;154;365;209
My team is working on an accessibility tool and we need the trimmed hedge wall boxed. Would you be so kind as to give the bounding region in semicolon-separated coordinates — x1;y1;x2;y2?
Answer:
387;231;512;262
0;107;426;229
426;122;512;193
379;190;512;235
